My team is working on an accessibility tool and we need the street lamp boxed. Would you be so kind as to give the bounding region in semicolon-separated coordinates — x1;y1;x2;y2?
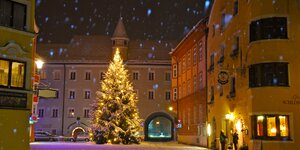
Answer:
35;59;44;70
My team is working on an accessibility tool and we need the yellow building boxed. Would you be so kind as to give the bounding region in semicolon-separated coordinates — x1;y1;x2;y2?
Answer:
207;0;300;150
0;0;36;149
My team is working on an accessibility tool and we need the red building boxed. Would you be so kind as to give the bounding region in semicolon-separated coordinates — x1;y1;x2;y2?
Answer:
170;18;208;146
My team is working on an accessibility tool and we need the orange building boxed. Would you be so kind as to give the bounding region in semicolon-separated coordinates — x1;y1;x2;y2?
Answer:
170;18;208;146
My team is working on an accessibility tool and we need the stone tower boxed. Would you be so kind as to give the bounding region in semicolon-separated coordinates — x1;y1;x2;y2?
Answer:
111;17;129;61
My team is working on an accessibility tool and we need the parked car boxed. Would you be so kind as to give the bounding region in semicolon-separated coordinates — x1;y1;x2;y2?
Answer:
34;131;57;141
71;132;90;142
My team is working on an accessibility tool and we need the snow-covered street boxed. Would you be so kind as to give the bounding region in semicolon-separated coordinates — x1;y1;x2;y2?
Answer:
30;141;210;150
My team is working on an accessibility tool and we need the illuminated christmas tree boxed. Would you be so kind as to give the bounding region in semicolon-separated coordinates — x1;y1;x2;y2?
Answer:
91;49;142;144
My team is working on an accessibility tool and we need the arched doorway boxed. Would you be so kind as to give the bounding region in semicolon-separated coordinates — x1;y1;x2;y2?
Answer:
144;112;173;141
72;127;85;138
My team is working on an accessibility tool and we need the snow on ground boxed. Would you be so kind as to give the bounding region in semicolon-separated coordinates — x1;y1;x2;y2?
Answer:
30;141;210;150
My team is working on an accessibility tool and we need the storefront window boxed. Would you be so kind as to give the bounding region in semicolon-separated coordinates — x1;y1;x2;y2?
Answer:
267;116;277;136
253;115;290;140
257;116;264;136
0;60;9;86
279;116;289;137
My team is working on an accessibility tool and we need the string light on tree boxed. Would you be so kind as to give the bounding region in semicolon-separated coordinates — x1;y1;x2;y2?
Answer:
90;49;142;144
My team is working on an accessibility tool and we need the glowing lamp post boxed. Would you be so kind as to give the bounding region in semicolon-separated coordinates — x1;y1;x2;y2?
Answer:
35;59;44;70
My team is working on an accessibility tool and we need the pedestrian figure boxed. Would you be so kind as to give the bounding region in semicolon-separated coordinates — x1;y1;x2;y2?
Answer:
220;130;227;150
233;131;239;150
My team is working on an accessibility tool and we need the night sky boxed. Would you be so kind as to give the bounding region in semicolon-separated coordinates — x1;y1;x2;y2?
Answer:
36;0;212;44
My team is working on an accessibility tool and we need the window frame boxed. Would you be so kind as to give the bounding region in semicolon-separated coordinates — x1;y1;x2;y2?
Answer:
0;0;27;31
249;62;289;88
250;17;288;42
0;58;26;89
252;114;291;141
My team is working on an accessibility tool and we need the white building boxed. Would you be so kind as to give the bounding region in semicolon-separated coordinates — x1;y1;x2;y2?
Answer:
36;18;176;141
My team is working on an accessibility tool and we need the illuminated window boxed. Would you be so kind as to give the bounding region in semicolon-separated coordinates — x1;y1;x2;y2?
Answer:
0;59;25;88
0;60;9;86
267;116;277;136
279;116;289;137
252;115;290;140
257;116;264;136
10;62;24;87
68;108;75;118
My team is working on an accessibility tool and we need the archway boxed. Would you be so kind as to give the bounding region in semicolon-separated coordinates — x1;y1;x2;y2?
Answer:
72;127;85;138
144;112;174;141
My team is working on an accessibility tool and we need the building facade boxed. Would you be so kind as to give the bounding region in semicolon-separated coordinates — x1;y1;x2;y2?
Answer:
36;18;175;141
171;18;208;146
207;0;300;149
0;0;36;149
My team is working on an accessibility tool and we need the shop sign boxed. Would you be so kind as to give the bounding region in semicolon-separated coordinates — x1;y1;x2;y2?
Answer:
0;91;27;109
283;95;300;105
218;71;229;85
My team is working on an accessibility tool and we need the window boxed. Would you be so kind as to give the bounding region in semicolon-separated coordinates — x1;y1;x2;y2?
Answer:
210;86;214;102
193;75;197;92
250;17;287;42
182;56;186;72
199;71;203;89
40;70;47;80
84;109;90;118
148;71;155;80
173;88;177;100
53;71;60;80
173;64;177;78
85;71;91;80
84;90;91;99
52;108;58;118
100;72;105;80
249;62;288;87
38;108;44;118
230;77;236;97
193;48;197;65
132;72;139;80
70;71;76;80
252;115;290;140
187;50;191;67
0;0;27;30
165;72;171;81
0;59;25;88
218;44;225;64
199;42;203;61
230;36;239;57
148;90;154;100
165;91;171;101
233;0;238;16
68;108;75;118
69;90;75;99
